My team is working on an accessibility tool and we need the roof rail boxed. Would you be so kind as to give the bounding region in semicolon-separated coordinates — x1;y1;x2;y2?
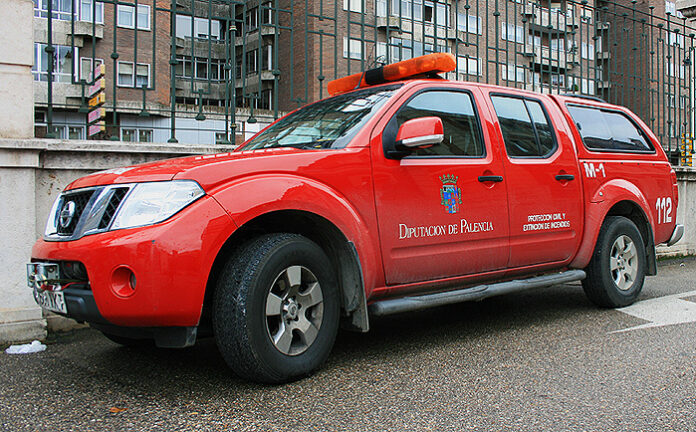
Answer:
559;93;607;103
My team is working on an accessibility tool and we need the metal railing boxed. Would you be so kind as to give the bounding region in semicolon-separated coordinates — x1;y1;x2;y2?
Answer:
33;0;695;163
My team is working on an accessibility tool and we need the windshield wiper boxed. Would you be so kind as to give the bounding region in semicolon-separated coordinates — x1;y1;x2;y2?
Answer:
278;141;332;150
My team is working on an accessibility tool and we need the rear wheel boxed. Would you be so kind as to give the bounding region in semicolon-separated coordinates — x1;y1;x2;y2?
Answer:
213;233;340;384
583;216;646;308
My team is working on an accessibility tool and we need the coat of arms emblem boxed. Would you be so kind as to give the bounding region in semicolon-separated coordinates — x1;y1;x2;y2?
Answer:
440;174;462;214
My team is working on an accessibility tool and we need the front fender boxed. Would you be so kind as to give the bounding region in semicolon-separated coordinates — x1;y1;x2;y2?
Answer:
570;179;655;269
211;174;381;296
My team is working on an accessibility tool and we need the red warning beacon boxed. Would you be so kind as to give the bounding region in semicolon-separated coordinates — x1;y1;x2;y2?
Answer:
327;52;457;96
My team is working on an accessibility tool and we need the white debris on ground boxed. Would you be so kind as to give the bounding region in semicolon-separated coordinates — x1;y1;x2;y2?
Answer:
5;340;47;355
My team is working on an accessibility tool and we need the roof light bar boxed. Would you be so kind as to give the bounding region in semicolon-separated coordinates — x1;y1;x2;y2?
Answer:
327;53;457;96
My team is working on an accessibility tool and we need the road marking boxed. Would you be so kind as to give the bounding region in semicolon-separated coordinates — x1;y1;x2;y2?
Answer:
610;289;696;333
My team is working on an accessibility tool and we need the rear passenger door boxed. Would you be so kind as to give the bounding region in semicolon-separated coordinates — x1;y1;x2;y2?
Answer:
485;92;583;268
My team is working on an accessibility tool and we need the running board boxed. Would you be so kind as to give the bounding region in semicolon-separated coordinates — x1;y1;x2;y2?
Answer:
369;270;586;316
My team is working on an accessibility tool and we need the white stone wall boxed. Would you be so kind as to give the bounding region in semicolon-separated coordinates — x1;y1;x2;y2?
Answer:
0;0;33;139
0;139;233;343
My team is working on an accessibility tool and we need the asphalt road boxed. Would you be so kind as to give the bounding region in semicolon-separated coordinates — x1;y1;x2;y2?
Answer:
2;259;696;432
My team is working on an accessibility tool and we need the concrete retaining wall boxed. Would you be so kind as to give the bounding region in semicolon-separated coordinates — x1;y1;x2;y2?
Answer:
0;138;233;343
1;138;695;343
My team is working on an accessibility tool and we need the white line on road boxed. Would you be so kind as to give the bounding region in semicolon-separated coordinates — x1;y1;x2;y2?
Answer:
610;289;696;333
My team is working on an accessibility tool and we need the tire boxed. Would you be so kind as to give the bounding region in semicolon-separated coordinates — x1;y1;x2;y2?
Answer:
101;332;153;348
213;233;340;384
582;216;646;308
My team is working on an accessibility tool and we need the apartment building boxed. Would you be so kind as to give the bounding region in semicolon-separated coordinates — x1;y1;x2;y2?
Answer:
276;0;602;109
31;0;694;147
32;0;275;145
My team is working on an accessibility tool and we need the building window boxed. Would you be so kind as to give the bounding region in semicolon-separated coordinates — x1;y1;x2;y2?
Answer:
378;0;449;26
246;7;258;31
117;61;150;87
79;57;104;82
581;42;594;60
33;43;76;83
667;62;685;79
175;15;223;41
667;32;684;46
343;38;363;60
79;0;103;23
457;56;482;77
501;23;525;44
388;37;448;62
550;36;565;52
262;44;273;71
121;128;153;142
680;95;689;109
665;1;685;18
343;0;362;13
457;14;481;35
246;49;259;74
580;7;593;23
176;56;227;81
501;63;525;83
33;0;73;20
117;4;150;30
261;2;274;25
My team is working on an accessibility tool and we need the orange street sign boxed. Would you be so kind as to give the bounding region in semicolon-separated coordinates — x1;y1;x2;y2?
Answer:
89;92;105;107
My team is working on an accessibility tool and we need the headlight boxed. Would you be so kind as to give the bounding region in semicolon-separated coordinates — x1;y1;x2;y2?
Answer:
111;180;204;230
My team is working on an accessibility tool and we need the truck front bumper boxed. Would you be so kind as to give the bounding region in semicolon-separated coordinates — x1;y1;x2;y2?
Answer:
30;195;235;328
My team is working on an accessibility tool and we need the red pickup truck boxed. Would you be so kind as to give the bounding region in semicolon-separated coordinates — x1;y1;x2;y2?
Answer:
28;54;683;383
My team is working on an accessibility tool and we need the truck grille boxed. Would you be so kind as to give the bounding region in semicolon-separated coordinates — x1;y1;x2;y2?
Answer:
98;188;129;229
46;184;134;241
56;190;96;235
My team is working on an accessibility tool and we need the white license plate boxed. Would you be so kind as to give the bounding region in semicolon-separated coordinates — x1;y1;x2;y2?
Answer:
34;289;67;314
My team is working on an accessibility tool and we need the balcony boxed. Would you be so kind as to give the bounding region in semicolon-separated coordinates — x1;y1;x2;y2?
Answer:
529;46;576;70
235;71;275;88
523;4;578;32
176;37;227;58
235;26;280;47
675;0;696;18
69;21;104;39
376;16;401;30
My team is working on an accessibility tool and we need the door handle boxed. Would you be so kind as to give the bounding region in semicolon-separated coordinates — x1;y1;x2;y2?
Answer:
555;174;575;181
478;175;504;183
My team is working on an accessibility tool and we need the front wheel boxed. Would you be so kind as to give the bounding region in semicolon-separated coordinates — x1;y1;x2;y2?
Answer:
583;216;646;308
213;234;340;384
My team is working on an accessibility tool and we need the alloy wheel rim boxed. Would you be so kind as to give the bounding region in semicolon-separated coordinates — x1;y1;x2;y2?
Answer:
265;265;324;356
610;235;638;291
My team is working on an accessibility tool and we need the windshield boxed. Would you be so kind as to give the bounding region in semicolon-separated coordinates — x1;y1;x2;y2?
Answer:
241;85;401;150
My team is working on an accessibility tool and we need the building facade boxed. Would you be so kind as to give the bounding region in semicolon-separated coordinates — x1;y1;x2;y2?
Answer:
31;0;695;153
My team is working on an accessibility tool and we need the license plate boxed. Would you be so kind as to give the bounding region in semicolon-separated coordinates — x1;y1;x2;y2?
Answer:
33;288;67;314
27;262;63;290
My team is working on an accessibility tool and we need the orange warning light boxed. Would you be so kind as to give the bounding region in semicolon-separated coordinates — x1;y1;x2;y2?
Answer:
327;52;456;96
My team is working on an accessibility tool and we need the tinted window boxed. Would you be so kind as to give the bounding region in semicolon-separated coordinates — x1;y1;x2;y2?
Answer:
491;96;556;157
395;91;484;157
567;105;654;152
566;105;612;149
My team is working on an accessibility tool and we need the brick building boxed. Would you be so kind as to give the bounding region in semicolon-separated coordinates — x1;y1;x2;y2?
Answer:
31;0;694;147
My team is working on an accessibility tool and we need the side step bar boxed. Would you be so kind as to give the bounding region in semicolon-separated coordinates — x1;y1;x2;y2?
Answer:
369;270;586;316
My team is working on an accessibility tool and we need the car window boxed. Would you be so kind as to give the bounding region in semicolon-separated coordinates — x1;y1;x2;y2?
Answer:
566;105;654;152
394;90;484;157
491;95;557;158
566;105;613;149
602;111;653;151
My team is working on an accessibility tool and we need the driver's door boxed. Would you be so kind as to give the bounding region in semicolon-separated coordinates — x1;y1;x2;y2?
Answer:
371;87;510;285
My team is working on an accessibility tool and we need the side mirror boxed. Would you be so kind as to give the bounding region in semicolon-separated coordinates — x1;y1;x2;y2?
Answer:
396;116;444;150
